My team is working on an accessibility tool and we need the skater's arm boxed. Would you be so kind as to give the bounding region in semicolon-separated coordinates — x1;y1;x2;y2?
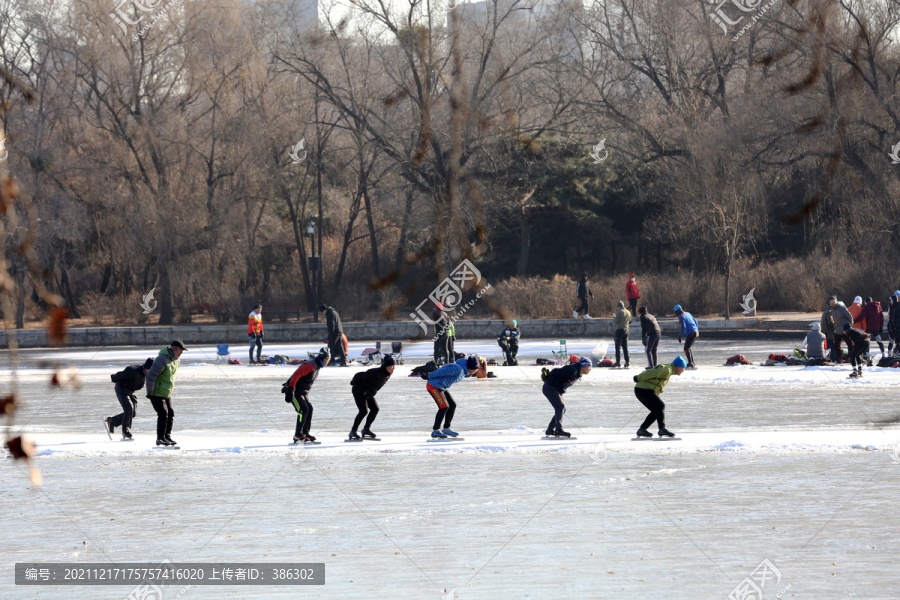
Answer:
145;356;169;396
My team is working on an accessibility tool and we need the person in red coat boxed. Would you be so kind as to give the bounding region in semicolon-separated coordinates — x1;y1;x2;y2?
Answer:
861;296;885;355
625;273;640;315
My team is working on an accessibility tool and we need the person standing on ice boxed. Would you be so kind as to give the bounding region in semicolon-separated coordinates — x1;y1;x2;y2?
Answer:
639;306;660;368
432;304;450;365
320;304;348;366
821;302;836;362
285;346;330;443
861;296;885;356
844;324;870;378
829;296;854;363
541;356;591;438
424;355;478;438
104;357;154;440
146;340;187;447
888;292;900;355
613;300;631;368
849;296;866;332
248;304;264;364
674;304;699;369
633;355;685;438
574;272;593;319
348;355;395;440
625;273;640;315
497;320;520;366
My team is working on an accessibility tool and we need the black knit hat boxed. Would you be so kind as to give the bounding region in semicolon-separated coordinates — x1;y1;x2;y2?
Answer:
319;304;328;312
143;358;154;370
382;355;396;367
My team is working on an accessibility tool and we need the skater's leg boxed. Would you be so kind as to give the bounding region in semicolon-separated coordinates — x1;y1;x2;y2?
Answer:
292;394;312;435
364;398;379;430
628;298;637;314
623;331;630;365
351;389;368;432
163;398;174;437
614;330;623;365
109;385;131;431
542;383;565;432
249;335;256;363
442;391;457;428
684;332;697;366
510;342;518;365
873;333;885;354
302;401;314;435
428;384;449;431
255;334;263;362
647;334;659;367
635;387;665;430
149;396;168;441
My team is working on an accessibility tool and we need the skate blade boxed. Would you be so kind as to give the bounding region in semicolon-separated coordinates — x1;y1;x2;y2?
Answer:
427;437;464;442
540;436;577;440
631;437;681;441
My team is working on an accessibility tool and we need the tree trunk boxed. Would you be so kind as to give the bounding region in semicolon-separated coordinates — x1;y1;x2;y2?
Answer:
724;254;732;320
516;208;530;276
396;188;415;267
157;263;175;325
362;185;380;279
15;268;25;329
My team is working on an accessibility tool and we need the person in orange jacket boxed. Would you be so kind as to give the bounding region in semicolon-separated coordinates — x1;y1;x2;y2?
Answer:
625;273;640;315
849;296;866;332
248;304;264;364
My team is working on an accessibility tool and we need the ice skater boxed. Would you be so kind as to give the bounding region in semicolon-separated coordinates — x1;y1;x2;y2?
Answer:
320;304;348;366
639;306;660;368
285;347;330;443
104;357;154;440
674;304;699;368
424;355;478;438
348;355;395;440
861;297;885;356
498;320;520;366
845;324;870;379
248;303;264;363
633;355;686;438
541;356;591;438
146;340;187;447
613;300;631;368
574;272;594;319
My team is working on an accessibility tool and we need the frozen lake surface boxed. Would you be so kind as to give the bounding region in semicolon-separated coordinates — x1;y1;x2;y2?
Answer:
2;338;900;599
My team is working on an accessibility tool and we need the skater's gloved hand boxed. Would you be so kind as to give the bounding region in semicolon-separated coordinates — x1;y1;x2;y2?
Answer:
419;373;428;379
633;375;638;382
678;337;682;343
259;332;264;339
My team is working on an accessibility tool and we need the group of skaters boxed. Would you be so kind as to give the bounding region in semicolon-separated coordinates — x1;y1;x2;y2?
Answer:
576;272;699;370
801;293;900;378
103;335;686;446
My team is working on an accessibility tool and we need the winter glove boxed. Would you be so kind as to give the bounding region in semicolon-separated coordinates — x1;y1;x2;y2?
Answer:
259;331;264;339
541;367;550;382
678;337;682;344
283;386;294;403
633;375;638;383
110;374;116;382
419;372;428;380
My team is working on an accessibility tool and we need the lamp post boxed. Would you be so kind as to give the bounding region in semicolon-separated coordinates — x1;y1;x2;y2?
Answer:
307;220;320;322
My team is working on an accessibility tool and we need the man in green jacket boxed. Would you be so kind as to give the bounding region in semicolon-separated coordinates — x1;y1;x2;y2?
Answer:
146;340;187;446
613;300;632;368
633;355;686;438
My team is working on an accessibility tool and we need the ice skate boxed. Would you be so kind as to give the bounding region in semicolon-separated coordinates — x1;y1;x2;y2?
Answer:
362;429;377;439
441;428;459;437
658;428;676;438
348;431;361;440
635;428;653;438
431;430;448;438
